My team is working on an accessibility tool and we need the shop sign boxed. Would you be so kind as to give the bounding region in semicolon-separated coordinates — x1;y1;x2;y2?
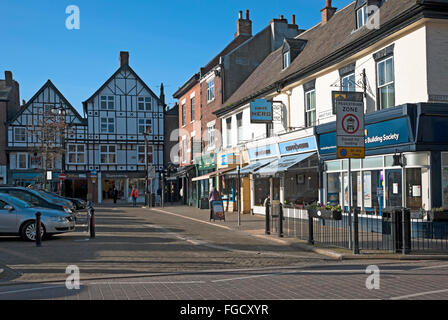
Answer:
195;153;216;171
248;144;278;161
319;117;410;155
334;91;365;159
279;136;317;156
220;153;238;166
250;99;273;123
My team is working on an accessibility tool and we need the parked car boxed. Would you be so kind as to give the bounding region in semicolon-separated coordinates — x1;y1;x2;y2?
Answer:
0;193;76;241
0;186;76;217
38;189;87;211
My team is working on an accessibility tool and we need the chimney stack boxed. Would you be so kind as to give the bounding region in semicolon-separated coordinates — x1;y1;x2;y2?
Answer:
321;0;337;25
22;99;26;106
5;71;13;87
160;82;165;106
119;51;129;67
234;9;252;38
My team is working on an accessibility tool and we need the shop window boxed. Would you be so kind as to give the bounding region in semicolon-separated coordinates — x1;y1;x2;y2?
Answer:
254;178;279;206
222;178;235;201
385;169;402;208
326;160;341;172
327;172;341;206
363;156;383;169
443;166;448;207
285;171;318;206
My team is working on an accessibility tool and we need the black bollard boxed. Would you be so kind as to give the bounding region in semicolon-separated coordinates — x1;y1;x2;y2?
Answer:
265;201;270;235
89;207;96;239
308;210;314;245
35;212;42;247
278;203;284;238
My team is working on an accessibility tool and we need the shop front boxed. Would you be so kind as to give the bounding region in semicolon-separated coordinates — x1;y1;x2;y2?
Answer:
217;149;248;213
193;153;216;209
9;171;62;192
316;103;448;214
173;164;196;205
98;172;147;204
63;173;88;199
252;136;319;216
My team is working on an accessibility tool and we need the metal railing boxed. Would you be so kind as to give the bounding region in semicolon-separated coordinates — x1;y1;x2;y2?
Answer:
267;204;448;253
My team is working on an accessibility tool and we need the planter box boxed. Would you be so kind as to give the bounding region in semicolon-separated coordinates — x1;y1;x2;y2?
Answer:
308;209;342;221
428;211;448;222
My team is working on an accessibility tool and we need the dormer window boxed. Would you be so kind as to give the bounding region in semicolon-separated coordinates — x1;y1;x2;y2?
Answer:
283;51;290;70
356;4;368;29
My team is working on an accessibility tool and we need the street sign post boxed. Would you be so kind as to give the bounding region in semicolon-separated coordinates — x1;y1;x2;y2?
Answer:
334;91;365;255
59;173;66;181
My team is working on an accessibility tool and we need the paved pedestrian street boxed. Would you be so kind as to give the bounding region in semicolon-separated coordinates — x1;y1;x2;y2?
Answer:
0;205;448;301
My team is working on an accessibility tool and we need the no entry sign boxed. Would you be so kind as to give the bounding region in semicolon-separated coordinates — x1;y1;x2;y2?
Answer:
334;91;365;159
59;173;67;181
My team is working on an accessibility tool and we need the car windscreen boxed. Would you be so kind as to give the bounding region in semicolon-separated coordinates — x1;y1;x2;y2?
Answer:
0;195;32;208
28;189;56;202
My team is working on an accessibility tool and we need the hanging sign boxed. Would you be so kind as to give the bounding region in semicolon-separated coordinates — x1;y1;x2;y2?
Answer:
334;91;365;159
250;99;273;123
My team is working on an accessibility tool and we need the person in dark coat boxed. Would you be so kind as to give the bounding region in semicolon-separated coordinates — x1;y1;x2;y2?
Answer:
113;186;118;204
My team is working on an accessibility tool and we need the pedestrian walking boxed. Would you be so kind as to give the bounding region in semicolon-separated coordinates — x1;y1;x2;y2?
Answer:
113;186;118;204
130;186;139;207
208;187;222;221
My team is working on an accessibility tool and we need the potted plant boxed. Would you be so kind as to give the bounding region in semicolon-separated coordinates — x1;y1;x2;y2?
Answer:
428;207;448;222
306;202;343;221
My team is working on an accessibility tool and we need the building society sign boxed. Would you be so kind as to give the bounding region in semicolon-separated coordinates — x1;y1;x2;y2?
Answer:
334;91;365;159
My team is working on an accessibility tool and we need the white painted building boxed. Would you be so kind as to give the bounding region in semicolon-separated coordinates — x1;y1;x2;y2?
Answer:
82;52;165;204
216;0;448;214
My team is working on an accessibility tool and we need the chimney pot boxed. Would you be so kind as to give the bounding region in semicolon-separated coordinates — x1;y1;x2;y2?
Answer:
119;51;129;67
321;0;337;25
22;99;26;105
292;14;296;25
235;9;252;38
280;15;284;19
5;71;13;86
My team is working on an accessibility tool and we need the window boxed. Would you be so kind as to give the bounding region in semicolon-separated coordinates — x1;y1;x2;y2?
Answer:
377;56;395;109
138;119;152;134
207;125;215;149
341;73;356;92
182;103;186;126
30;154;42;168
283;51;290;69
68;144;85;164
237;113;243;144
182;139;187;163
100;145;116;164
443;153;448;206
138;97;152;111
138;145;153;164
14;128;26;142
17;153;28;169
226;118;232;147
100;96;115;110
356;5;368;29
190;97;195;121
101;118;115;133
305;89;316;127
207;79;215;102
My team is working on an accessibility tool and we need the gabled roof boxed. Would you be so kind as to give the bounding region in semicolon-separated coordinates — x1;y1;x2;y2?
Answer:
8;80;86;125
82;63;162;113
172;73;199;99
219;0;426;114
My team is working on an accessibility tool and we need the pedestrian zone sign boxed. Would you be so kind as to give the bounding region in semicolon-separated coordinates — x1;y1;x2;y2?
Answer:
334;91;365;159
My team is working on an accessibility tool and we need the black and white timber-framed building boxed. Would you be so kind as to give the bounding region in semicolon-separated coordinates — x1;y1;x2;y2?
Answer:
82;51;165;204
6;80;88;198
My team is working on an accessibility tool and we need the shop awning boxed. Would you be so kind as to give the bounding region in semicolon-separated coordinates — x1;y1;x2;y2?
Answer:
192;168;235;182
255;152;316;177
225;158;275;178
173;165;195;178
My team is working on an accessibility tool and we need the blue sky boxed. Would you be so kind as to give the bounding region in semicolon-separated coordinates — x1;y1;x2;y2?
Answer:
1;0;354;114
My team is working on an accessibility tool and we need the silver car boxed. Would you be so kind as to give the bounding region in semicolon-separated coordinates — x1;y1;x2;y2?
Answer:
0;193;76;241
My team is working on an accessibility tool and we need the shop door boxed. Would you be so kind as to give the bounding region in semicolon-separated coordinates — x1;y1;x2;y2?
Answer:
406;168;422;210
386;169;402;208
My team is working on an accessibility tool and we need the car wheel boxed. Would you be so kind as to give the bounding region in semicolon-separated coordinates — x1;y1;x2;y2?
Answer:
20;221;46;242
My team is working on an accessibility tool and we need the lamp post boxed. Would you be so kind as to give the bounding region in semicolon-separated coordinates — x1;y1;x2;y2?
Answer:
143;129;149;207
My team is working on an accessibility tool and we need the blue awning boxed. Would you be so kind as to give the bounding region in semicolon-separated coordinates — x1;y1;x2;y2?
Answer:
255;152;316;177
225;158;275;178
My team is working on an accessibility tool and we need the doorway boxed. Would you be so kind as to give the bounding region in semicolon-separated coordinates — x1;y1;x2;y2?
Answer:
386;169;402;208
